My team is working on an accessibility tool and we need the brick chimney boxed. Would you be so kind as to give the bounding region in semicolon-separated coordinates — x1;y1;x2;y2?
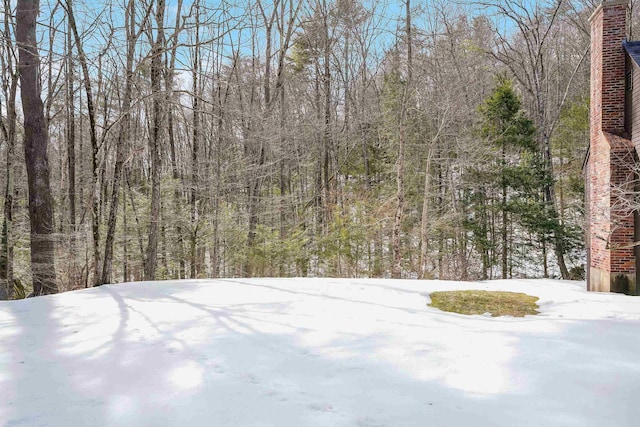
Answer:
590;0;628;136
588;0;637;294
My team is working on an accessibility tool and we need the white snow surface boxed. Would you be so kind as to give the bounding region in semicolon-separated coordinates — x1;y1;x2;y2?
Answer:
1;278;640;427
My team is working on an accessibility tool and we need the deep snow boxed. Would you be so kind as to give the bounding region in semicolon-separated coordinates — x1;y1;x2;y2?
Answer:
1;278;640;426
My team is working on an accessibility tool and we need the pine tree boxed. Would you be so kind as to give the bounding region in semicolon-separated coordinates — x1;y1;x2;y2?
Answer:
471;76;543;279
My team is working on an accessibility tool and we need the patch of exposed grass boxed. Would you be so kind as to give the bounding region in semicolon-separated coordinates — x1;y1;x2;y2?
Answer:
428;290;539;317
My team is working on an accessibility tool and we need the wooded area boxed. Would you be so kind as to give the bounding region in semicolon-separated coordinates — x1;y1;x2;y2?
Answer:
0;0;614;297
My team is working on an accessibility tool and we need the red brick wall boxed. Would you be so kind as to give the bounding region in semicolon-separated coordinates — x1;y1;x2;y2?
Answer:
609;143;635;273
588;1;635;292
587;136;611;276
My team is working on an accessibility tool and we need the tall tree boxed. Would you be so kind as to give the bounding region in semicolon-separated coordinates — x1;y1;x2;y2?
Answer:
101;0;149;285
64;0;102;286
165;0;186;279
144;0;166;280
189;0;201;278
16;0;58;295
0;0;19;299
65;2;77;284
480;0;587;278
391;0;412;278
478;77;538;279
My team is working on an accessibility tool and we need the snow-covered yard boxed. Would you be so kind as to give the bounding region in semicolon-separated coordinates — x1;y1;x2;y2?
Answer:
1;278;639;426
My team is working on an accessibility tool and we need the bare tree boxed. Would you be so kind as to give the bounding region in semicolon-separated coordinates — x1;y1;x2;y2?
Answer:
391;0;412;279
144;0;166;280
0;0;19;299
101;0;152;285
189;0;202;278
16;0;58;295
63;0;103;286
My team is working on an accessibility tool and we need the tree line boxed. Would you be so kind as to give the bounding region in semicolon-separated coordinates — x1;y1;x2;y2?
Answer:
0;0;604;297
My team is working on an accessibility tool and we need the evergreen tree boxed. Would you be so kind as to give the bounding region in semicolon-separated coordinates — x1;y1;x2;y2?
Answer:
468;76;544;279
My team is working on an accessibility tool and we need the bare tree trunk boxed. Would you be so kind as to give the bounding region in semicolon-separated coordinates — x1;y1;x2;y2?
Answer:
65;10;77;285
168;102;186;279
0;0;18;299
0;122;15;298
190;0;201;279
16;0;58;295
165;0;185;279
406;0;412;83
501;144;508;279
244;2;278;276
322;0;333;223
543;136;570;279
211;61;228;278
123;181;128;282
144;0;165;281
392;124;405;278
419;147;433;279
101;0;139;285
65;0;101;286
392;0;411;279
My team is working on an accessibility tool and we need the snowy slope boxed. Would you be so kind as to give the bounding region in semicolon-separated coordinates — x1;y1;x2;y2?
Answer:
1;278;640;427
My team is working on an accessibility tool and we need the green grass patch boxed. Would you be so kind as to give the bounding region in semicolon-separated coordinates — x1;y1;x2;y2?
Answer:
428;290;539;317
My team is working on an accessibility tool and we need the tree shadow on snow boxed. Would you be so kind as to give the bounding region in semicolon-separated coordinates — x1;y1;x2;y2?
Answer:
0;279;639;426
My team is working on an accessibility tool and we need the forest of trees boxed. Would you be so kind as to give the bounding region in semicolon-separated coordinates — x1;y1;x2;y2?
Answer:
0;0;615;297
